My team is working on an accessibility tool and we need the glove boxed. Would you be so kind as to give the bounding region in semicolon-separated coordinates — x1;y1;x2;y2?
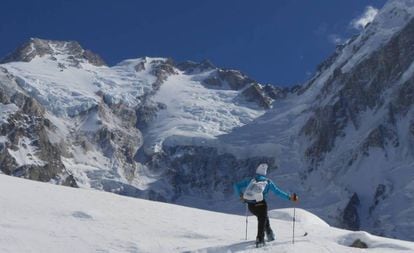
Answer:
290;193;299;202
239;193;245;203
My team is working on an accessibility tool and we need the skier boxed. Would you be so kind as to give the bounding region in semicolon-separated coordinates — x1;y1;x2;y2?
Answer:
234;163;298;247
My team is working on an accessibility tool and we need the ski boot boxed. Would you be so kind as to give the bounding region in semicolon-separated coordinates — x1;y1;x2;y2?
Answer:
255;237;265;248
266;229;275;242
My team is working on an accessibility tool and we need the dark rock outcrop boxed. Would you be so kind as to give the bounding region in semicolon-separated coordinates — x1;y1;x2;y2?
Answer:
263;84;288;100
201;69;278;109
1;38;106;67
150;58;178;90
302;18;414;164
143;144;275;202
410;120;414;136
362;125;399;154
393;77;414;115
240;84;272;109
369;183;392;214
342;193;361;231
82;49;106;67
350;239;368;248
135;99;166;129
176;59;216;74
301;105;343;165
134;60;146;72
217;69;255;90
0;107;77;187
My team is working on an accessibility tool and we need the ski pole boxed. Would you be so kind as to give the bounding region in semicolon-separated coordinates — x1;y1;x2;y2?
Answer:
245;203;248;240
292;207;296;244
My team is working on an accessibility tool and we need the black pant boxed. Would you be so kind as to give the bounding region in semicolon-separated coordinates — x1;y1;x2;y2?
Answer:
248;200;272;240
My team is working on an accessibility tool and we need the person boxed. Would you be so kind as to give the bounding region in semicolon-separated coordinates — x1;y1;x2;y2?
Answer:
234;163;298;247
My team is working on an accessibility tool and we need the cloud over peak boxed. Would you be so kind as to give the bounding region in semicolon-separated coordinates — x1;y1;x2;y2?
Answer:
351;6;379;30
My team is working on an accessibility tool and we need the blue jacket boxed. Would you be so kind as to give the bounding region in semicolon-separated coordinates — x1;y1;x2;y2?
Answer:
234;174;290;202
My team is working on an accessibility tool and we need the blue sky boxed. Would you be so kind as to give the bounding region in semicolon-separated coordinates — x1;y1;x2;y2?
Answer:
0;0;386;86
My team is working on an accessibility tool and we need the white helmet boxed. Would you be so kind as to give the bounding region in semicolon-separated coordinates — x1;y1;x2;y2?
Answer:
256;163;268;176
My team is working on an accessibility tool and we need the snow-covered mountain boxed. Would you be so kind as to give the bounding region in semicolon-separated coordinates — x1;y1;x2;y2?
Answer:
1;0;414;242
0;37;283;205
215;0;414;240
1;174;413;253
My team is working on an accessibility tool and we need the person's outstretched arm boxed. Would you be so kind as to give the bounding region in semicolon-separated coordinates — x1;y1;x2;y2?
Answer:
268;180;291;201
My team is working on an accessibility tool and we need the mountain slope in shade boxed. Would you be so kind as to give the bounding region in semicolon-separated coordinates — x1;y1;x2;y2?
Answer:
1;174;413;253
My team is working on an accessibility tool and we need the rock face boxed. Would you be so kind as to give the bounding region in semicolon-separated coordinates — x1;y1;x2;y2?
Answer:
343;193;361;231
1;38;106;66
369;184;390;214
302;13;414;165
201;68;279;109
293;0;414;240
144;145;275;202
201;68;254;90
0;72;76;186
262;84;289;100
240;84;272;109
176;59;215;74
151;58;177;91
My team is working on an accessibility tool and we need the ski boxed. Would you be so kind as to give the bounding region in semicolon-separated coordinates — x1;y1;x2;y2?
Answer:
255;241;266;248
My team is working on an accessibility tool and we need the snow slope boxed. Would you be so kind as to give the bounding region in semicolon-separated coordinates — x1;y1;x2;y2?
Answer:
0;103;18;125
3;56;154;117
0;174;413;253
3;52;265;145
148;70;265;153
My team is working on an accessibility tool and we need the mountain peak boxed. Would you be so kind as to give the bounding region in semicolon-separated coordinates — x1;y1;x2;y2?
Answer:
175;59;216;74
0;38;106;66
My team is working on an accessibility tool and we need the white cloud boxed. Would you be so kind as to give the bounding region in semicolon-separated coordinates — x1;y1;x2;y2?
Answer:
328;34;344;45
351;6;379;30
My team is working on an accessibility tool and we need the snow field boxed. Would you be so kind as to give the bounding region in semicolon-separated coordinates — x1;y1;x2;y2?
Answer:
0;175;413;253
